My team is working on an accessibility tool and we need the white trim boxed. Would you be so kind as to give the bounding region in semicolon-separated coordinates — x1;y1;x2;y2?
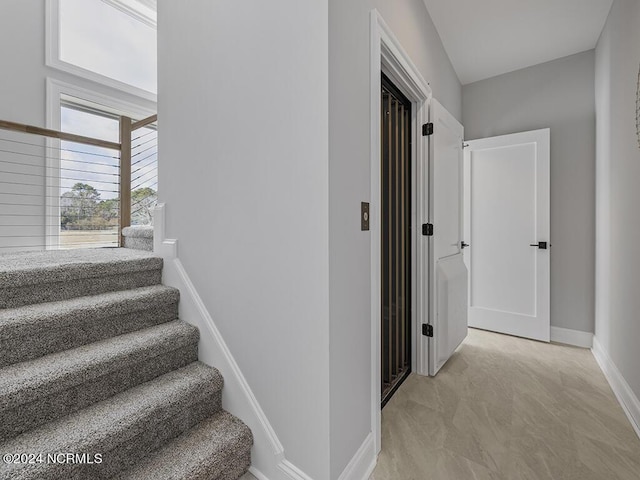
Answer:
136;0;157;10
247;466;270;480
592;337;640;440
370;9;433;456
277;461;314;480
101;0;157;29
45;78;155;250
46;0;157;102
47;78;156;122
550;326;593;348
337;433;376;480
153;204;313;480
369;12;382;456
44;81;62;250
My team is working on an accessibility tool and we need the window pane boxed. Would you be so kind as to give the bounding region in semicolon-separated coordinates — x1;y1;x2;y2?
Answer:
59;105;121;249
61;104;119;143
59;0;157;94
60;105;120;201
130;124;157;225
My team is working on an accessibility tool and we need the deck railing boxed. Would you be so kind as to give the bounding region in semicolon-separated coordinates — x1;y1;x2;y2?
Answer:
0;114;157;251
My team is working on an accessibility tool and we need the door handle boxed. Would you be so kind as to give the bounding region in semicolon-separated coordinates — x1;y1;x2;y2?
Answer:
461;241;469;249
529;242;548;249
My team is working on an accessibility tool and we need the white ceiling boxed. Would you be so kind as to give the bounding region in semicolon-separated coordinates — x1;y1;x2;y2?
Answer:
422;0;613;85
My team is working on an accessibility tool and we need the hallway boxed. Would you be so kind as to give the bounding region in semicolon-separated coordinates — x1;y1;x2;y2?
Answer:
372;329;640;479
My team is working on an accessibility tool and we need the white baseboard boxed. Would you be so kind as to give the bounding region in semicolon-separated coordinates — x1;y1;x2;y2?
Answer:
550;326;593;348
337;433;376;480
153;204;311;480
592;337;640;439
249;466;274;480
278;460;315;480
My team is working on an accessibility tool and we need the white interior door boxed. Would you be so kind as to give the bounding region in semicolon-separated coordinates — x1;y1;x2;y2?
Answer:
427;99;468;376
463;129;550;342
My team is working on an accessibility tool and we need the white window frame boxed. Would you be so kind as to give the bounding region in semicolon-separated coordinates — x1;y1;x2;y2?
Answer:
45;78;156;248
45;0;158;103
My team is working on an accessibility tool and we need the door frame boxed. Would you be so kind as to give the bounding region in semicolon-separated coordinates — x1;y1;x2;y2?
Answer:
369;9;432;454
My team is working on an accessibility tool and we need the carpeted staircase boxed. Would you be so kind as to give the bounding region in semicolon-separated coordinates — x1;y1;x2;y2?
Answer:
0;248;252;480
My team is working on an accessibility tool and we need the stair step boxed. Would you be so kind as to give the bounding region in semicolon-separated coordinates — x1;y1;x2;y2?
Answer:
0;285;180;367
114;410;252;480
0;321;199;441
122;226;153;252
0;248;163;308
0;362;223;480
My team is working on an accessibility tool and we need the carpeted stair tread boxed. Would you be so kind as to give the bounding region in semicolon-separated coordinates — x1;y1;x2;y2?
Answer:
0;362;224;480
122;226;154;252
0;248;162;287
0;319;198;408
121;226;153;239
0;249;163;308
0;284;178;328
114;410;253;480
0;285;180;367
0;321;199;440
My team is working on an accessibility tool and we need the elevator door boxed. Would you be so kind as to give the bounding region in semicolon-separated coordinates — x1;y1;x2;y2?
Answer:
381;73;412;407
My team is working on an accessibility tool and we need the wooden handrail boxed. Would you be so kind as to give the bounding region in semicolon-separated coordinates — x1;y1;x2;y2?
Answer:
131;114;157;131
0;119;121;150
0;114;156;248
119;116;133;246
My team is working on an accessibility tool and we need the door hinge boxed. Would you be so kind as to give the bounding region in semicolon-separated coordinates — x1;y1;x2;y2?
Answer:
422;223;434;236
422;324;433;337
422;123;434;136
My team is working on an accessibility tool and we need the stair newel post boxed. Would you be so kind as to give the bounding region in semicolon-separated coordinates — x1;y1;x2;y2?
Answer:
119;116;132;247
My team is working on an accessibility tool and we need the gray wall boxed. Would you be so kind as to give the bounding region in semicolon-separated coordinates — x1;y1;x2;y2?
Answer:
0;0;47;250
329;0;461;477
595;0;640;405
462;51;596;334
158;1;331;478
1;0;48;126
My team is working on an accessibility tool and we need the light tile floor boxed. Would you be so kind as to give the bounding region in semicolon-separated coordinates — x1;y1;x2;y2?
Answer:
372;328;640;480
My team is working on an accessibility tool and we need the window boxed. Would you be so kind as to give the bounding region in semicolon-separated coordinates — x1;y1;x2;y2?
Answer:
57;100;158;248
45;80;157;249
48;0;157;98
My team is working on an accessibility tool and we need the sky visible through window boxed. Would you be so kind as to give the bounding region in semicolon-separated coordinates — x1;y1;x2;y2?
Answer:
59;0;157;94
60;106;120;201
60;105;158;199
59;106;158;237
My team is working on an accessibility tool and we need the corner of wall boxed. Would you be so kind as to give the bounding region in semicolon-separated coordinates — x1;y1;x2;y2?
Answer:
336;433;376;480
152;203;314;480
550;327;593;348
591;336;640;439
592;0;640;443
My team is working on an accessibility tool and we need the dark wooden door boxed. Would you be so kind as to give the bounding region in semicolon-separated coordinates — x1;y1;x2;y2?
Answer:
381;73;412;407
